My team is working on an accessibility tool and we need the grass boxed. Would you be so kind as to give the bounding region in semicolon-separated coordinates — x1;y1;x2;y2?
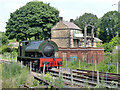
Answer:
41;73;65;88
62;59;118;73
2;62;29;88
62;52;120;73
62;60;94;70
1;52;17;62
0;64;2;89
2;62;40;88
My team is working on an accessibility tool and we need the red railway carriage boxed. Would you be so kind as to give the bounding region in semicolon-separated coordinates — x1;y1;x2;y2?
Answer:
17;40;62;71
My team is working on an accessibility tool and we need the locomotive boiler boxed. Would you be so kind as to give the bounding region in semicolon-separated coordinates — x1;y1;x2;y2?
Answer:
17;40;62;71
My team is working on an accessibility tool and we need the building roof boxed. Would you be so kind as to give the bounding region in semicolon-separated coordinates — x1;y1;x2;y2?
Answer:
62;21;81;30
9;42;19;48
94;37;103;42
52;17;82;30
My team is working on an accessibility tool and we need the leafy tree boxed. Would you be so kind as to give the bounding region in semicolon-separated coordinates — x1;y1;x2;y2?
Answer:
74;13;99;36
0;32;9;54
5;1;59;41
0;32;9;45
98;11;119;43
98;32;120;52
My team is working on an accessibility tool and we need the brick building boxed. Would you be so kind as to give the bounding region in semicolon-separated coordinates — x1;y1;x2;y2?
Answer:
51;17;104;64
51;17;82;48
58;47;104;64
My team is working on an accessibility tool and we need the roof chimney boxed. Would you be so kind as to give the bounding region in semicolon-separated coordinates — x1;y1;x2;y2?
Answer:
59;17;63;21
70;19;74;22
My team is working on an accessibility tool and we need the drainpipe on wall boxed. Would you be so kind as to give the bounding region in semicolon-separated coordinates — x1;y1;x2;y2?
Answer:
84;25;87;47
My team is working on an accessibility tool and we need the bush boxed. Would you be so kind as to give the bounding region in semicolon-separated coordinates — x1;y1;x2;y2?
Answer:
1;45;18;54
97;61;116;73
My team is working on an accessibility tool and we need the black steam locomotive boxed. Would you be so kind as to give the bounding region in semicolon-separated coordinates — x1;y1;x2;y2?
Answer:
17;40;62;71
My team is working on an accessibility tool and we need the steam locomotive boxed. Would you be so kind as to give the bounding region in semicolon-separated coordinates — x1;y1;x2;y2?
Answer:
17;40;62;71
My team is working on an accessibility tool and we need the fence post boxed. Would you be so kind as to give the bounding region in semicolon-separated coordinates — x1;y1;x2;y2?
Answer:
97;70;99;87
12;55;13;62
43;63;45;76
70;68;73;86
30;61;32;73
59;67;61;77
21;61;23;68
92;71;94;82
66;58;67;69
79;59;80;69
95;60;96;71
16;56;17;62
9;55;10;63
117;62;119;74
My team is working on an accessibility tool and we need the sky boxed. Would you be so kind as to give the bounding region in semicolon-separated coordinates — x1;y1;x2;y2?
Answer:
0;0;119;32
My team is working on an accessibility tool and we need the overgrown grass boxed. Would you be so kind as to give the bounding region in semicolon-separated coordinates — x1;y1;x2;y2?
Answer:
2;62;29;88
62;60;94;70
41;73;65;88
62;57;118;73
97;61;117;73
1;51;17;62
2;62;40;88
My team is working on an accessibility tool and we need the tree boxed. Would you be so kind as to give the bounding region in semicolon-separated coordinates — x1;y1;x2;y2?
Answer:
98;32;120;52
98;11;119;43
74;13;99;36
5;1;59;41
0;32;9;45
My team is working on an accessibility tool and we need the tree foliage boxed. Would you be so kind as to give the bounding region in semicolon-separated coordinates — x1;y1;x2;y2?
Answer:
0;32;9;45
74;13;99;36
98;32;120;52
5;1;59;41
98;11;119;43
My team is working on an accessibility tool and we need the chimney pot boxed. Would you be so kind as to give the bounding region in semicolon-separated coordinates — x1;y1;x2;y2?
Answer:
59;17;63;21
70;19;74;22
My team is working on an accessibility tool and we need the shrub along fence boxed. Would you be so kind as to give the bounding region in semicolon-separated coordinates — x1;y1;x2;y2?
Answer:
62;58;119;74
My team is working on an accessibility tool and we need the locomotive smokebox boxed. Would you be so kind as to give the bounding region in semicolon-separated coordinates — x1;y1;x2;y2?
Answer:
42;44;54;57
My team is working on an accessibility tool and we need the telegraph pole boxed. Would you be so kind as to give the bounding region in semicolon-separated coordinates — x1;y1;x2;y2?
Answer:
118;1;120;13
112;1;120;13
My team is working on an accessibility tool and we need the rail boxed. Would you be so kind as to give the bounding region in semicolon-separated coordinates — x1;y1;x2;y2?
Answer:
49;68;120;88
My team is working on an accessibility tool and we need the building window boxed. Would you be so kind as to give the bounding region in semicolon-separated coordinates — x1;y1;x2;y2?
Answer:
82;52;88;62
74;30;79;34
62;53;67;61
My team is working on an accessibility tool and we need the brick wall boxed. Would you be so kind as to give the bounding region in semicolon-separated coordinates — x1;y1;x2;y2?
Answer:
51;30;69;37
58;47;104;64
51;38;69;47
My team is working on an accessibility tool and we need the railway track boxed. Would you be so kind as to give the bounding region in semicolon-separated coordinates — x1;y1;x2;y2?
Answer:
31;71;78;88
1;59;119;88
48;68;120;88
0;59;72;89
